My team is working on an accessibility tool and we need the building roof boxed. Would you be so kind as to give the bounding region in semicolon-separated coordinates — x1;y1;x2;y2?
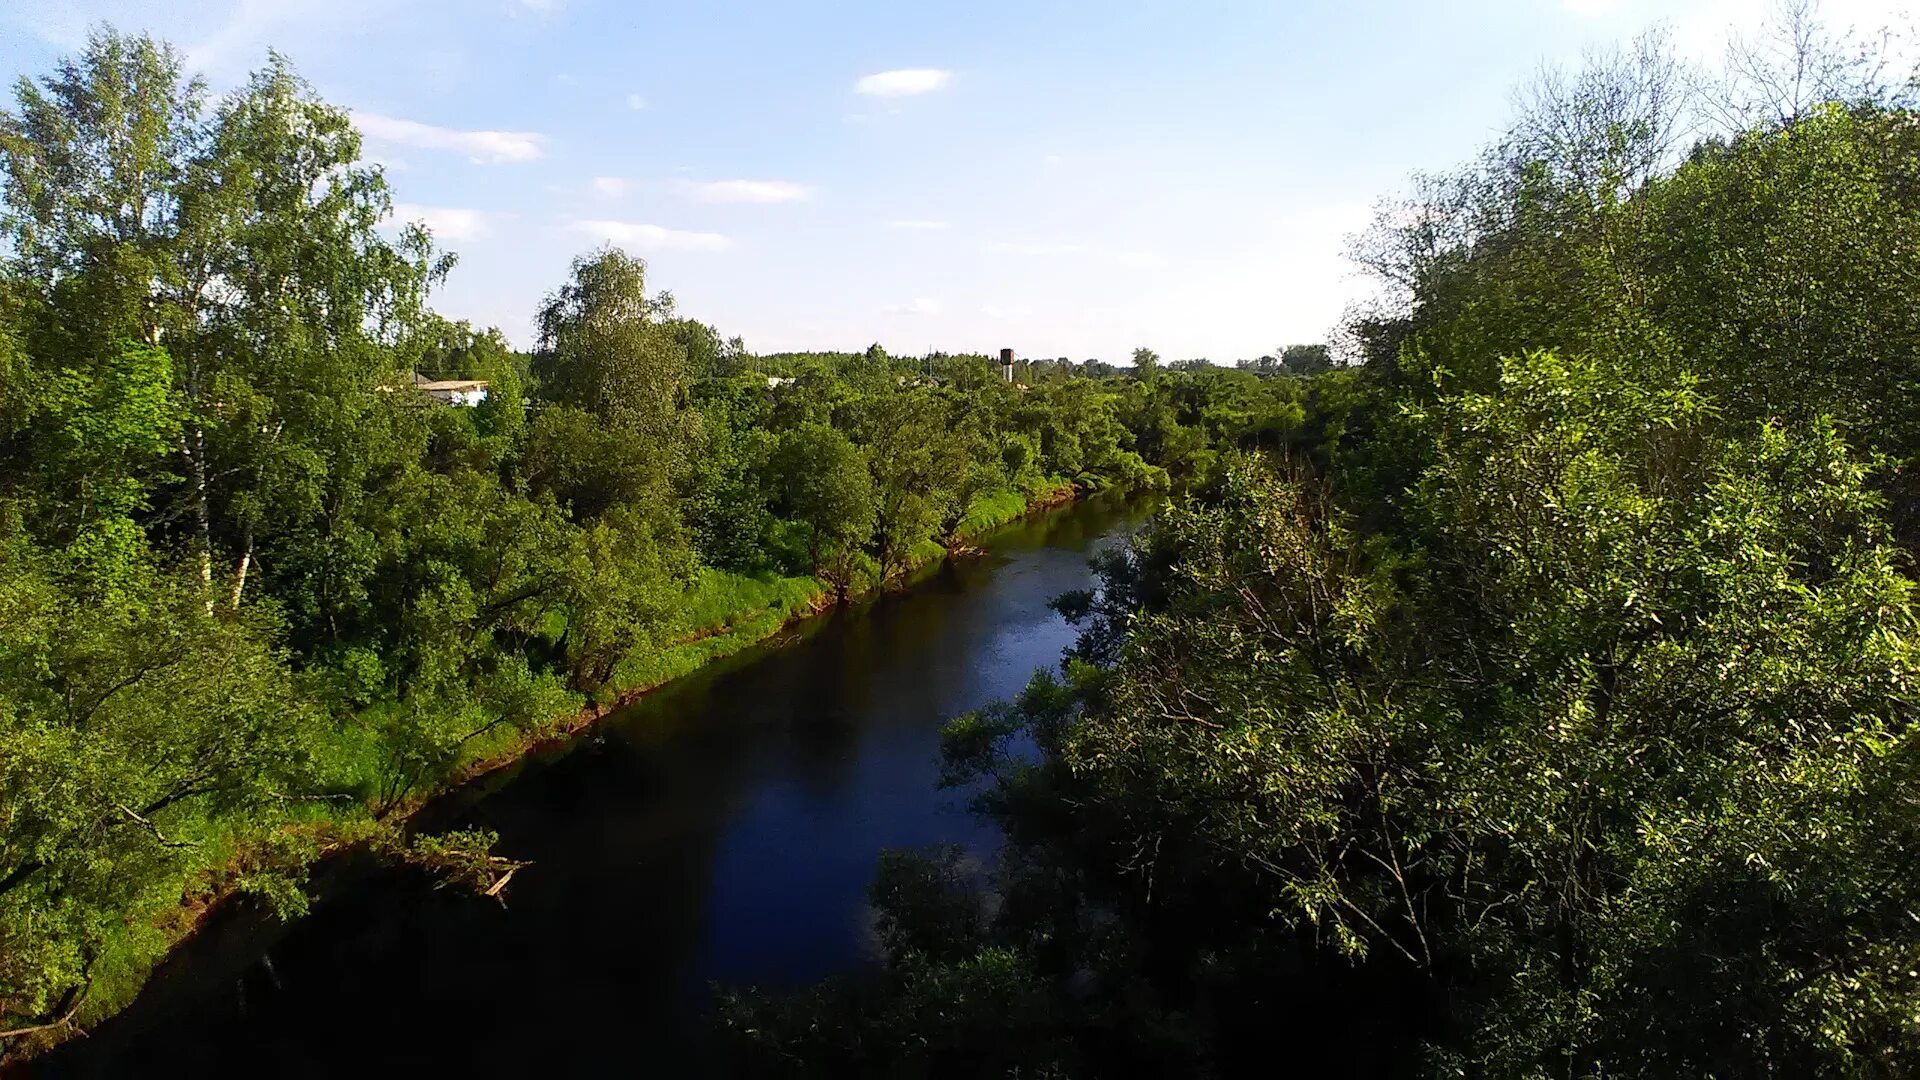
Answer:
414;379;490;392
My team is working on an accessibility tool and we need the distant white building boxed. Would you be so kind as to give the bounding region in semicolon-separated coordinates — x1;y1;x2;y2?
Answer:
412;371;490;406
767;375;796;389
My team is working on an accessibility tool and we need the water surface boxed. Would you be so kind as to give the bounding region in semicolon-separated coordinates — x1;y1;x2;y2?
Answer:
47;494;1154;1077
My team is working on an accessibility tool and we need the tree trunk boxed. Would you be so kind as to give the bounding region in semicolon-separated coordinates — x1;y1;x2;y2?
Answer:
228;528;254;611
181;426;214;614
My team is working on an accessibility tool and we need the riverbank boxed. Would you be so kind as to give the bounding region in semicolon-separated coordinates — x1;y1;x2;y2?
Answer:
450;476;1082;792
31;487;1160;1076
0;477;1096;1065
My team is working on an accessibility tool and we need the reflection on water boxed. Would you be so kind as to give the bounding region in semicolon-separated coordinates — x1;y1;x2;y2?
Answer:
46;494;1156;1078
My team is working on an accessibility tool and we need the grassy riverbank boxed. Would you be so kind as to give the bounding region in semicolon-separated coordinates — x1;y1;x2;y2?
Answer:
2;478;1095;1061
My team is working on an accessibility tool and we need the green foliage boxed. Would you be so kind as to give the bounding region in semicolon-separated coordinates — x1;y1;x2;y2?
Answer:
0;25;1381;1060
729;24;1920;1079
768;422;873;582
0;532;321;1025
534;248;695;451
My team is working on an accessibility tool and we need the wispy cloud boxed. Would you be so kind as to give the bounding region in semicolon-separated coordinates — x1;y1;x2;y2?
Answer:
591;176;628;198
626;93;647;110
389;203;501;242
855;68;953;97
887;297;943;315
888;219;951;231
352;111;545;164
569;219;733;252
676;179;814;204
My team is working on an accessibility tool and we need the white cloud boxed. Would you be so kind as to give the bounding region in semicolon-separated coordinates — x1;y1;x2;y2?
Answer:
888;219;951;231
388;203;500;241
855;68;953;97
352;111;545;164
676;179;814;204
627;93;647;110
569;219;734;252
887;297;943;315
591;176;628;198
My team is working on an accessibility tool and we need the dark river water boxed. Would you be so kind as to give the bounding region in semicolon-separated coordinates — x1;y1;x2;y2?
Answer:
43;493;1155;1078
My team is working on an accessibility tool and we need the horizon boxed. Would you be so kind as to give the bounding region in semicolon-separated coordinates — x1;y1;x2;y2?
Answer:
2;0;1913;360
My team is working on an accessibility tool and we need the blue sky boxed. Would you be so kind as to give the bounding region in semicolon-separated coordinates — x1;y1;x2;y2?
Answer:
1;0;1909;360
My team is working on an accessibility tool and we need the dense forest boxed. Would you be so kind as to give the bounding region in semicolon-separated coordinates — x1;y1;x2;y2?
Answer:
0;32;1331;1054
715;17;1920;1080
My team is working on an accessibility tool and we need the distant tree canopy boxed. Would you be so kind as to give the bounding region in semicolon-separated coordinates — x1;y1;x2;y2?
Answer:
1279;342;1331;374
1235;343;1334;376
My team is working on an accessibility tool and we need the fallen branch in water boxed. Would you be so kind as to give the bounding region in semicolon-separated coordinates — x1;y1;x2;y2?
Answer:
484;865;520;900
402;827;530;905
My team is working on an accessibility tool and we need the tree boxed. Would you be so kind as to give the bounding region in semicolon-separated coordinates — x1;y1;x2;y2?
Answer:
533;248;694;447
0;31;444;612
529;247;701;554
1130;346;1160;379
1278;343;1332;375
769;423;873;589
0;534;320;1036
557;504;690;694
666;316;736;380
522;405;655;522
850;392;956;581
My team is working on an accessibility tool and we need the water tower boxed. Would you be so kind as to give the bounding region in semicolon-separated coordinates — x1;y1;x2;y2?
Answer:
999;347;1015;383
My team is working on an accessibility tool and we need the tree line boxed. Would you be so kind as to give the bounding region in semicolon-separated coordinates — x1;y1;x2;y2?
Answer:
0;32;1331;1051
718;12;1920;1078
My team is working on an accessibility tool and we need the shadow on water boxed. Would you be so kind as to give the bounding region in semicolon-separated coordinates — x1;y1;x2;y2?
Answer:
38;493;1158;1078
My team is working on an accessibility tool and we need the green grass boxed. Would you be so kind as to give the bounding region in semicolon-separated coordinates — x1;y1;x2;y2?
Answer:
605;569;826;700
954;479;1077;539
678;567;824;635
956;488;1031;536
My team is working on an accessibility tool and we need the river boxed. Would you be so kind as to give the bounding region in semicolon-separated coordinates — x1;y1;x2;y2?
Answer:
42;493;1156;1077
